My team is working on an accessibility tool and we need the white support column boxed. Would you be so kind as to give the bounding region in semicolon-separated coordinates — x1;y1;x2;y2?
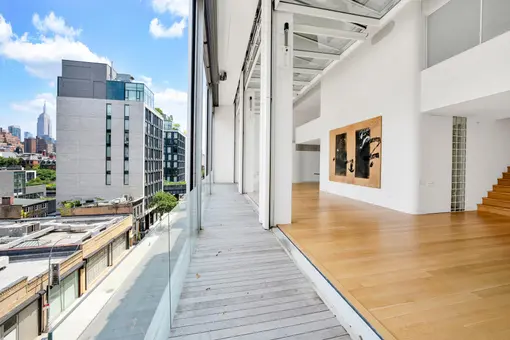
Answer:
259;0;272;228
237;73;245;194
243;89;256;194
271;11;294;226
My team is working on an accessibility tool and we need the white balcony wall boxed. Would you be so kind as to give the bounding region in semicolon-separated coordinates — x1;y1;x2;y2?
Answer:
212;105;235;183
295;117;322;145
422;30;510;117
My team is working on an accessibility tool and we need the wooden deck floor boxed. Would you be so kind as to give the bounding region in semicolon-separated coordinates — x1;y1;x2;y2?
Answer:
279;183;510;340
169;184;350;340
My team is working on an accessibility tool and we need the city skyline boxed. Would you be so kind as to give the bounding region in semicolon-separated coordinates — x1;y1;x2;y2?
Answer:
0;1;189;139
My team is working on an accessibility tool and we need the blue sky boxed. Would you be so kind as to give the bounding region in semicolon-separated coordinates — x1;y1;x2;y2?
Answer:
0;0;189;138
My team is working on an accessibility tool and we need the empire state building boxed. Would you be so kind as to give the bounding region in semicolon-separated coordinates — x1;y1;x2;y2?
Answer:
37;101;52;138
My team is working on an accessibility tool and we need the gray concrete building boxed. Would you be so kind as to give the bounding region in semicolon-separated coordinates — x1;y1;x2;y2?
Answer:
56;60;163;227
0;170;26;197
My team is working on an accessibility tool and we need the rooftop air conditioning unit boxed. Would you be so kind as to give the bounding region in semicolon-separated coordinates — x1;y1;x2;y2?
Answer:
0;256;8;270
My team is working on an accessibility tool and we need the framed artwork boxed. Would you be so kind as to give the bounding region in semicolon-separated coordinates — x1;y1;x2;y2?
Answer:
329;116;382;188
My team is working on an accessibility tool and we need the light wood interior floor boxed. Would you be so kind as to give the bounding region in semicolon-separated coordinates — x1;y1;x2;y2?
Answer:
280;183;510;340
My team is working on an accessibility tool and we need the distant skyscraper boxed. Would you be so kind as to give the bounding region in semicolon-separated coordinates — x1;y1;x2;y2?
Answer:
8;125;21;140
37;102;52;138
24;132;33;140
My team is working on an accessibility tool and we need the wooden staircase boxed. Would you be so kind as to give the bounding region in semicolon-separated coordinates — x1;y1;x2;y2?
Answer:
478;166;510;216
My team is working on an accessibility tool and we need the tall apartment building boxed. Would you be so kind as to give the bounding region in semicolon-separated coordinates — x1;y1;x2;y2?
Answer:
8;125;21;140
37;102;52;138
36;137;54;155
23;138;36;154
163;121;185;183
56;60;163;222
24;132;33;140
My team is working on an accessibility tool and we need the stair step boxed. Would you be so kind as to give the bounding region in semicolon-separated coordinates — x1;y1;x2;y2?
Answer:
482;197;510;209
504;172;510;179
498;178;510;186
493;185;510;193
478;204;510;217
488;191;510;201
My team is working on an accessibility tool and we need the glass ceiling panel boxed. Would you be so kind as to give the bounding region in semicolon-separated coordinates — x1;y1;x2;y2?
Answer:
282;0;401;19
294;33;354;54
293;13;366;31
294;55;332;70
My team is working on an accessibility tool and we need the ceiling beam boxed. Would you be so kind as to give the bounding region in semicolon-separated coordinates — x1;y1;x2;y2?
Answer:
294;50;342;60
293;80;310;86
294;33;342;53
277;3;380;27
294;24;368;41
293;67;322;74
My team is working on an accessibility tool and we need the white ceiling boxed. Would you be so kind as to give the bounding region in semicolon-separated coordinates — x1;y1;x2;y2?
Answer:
216;0;259;106
425;90;510;120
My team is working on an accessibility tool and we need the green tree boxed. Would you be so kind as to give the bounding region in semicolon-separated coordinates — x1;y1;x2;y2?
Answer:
173;123;181;131
27;177;43;186
150;191;178;215
37;169;56;182
0;156;20;168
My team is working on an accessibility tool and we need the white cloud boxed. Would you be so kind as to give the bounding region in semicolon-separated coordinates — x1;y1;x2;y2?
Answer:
138;75;153;88
151;0;189;17
149;17;186;38
0;14;12;43
9;93;56;138
0;13;108;80
154;88;188;128
32;12;81;37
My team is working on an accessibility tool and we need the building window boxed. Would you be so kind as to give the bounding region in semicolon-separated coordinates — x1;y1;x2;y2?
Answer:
106;173;111;185
106;103;112;117
124;119;129;130
124;104;130;118
124;160;129;171
106;160;111;171
106;146;111;157
124;173;129;185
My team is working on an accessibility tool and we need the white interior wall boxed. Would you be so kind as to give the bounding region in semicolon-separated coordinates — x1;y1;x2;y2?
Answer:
465;118;510;210
418;114;452;213
319;2;424;213
293;146;320;183
234;113;240;184
213;105;234;183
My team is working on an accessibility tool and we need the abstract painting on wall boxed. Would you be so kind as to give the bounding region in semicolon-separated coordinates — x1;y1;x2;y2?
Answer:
329;116;382;188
